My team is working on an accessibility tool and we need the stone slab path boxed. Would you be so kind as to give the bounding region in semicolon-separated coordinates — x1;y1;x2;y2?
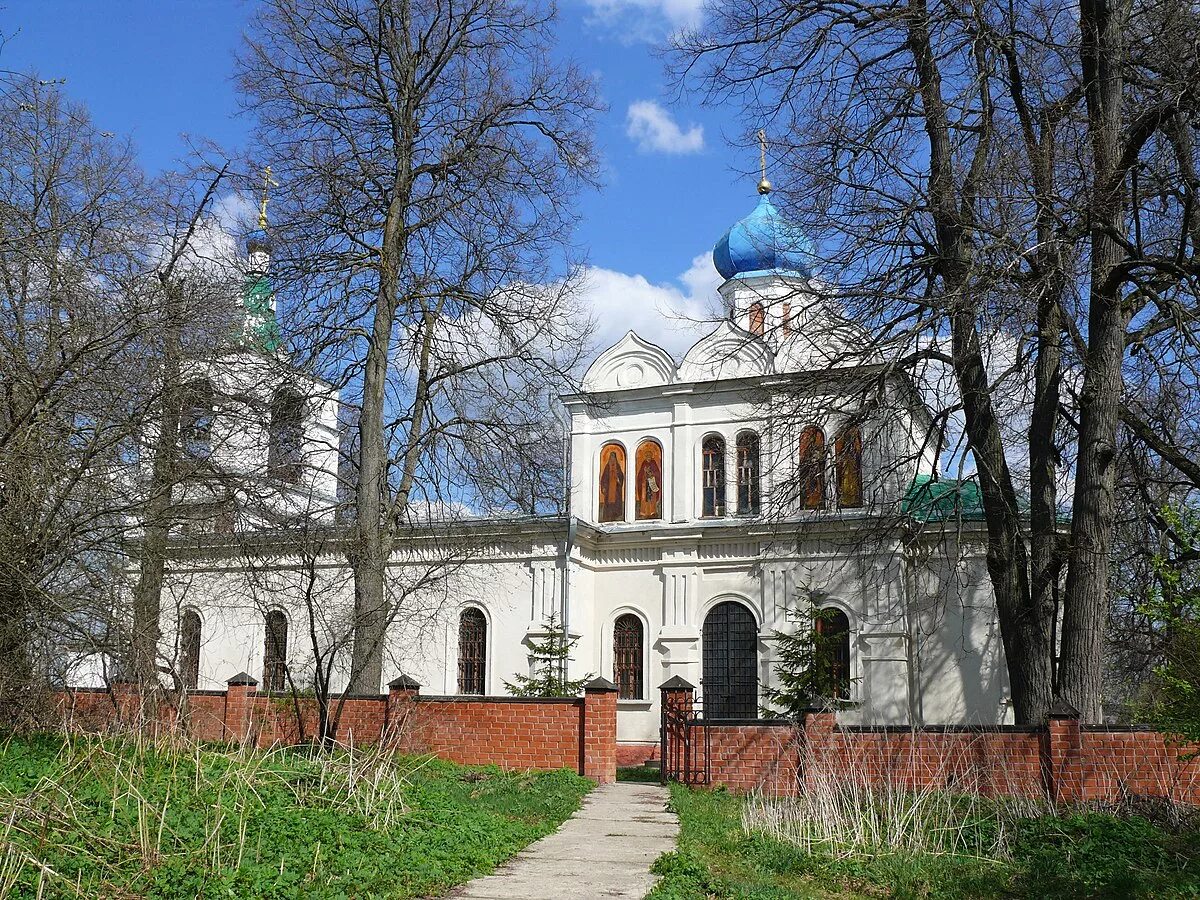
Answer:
450;781;678;899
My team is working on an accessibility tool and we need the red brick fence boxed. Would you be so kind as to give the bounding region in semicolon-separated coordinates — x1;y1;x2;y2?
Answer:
662;681;1200;803
55;673;619;783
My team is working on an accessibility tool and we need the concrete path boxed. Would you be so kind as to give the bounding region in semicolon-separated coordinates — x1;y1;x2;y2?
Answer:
450;781;679;899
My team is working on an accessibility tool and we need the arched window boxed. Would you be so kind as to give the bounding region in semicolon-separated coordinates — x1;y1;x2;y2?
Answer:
263;610;288;693
613;614;644;699
180;379;214;459
748;302;765;337
815;608;852;700
736;431;760;516
798;426;826;510
598;442;627;523
179;609;201;691
835;425;864;508
701;435;726;517
458;608;487;695
268;388;305;483
635;440;664;521
702;601;758;719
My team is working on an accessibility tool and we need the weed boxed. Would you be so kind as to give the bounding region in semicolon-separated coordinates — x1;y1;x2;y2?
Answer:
650;782;1200;899
0;732;591;899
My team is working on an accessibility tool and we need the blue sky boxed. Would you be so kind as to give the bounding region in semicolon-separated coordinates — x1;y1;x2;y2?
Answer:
1;0;763;354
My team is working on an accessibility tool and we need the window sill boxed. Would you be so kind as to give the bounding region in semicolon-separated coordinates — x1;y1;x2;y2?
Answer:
617;699;654;710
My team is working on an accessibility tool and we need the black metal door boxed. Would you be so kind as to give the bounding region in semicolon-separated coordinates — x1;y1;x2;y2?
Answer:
702;601;758;719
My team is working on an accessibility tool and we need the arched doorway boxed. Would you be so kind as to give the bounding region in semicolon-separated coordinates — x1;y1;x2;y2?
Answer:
702;601;758;719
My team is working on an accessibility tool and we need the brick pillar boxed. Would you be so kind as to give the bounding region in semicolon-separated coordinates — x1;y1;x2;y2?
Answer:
583;677;619;783
224;672;259;745
386;675;421;747
110;676;138;725
1046;700;1083;803
659;676;695;783
799;706;838;792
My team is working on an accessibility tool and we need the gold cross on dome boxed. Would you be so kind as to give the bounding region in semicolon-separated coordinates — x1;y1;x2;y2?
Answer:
757;130;772;194
258;165;279;229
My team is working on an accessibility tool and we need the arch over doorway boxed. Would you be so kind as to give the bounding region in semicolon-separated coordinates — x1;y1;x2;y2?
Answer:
702;600;758;719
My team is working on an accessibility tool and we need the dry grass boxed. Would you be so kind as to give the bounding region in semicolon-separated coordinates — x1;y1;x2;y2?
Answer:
745;737;1048;860
0;730;591;898
741;732;1200;861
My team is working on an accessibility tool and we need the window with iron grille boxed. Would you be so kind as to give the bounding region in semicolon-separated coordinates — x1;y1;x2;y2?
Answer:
815;608;852;700
458;608;487;695
736;431;760;515
702;435;726;517
180;379;214;459
702;601;758;719
262;610;288;693
268;388;305;484
179;609;201;691
613;614;643;699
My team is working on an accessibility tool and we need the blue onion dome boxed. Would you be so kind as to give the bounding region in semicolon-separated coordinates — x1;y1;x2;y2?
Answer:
713;186;815;280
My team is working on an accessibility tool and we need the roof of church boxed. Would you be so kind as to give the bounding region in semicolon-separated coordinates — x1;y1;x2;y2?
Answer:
901;475;986;523
713;191;815;281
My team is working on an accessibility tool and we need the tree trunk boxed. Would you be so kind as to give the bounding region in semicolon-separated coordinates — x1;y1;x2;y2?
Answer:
1059;0;1129;723
347;174;413;694
131;277;184;721
950;312;1055;723
907;0;1054;723
347;241;400;694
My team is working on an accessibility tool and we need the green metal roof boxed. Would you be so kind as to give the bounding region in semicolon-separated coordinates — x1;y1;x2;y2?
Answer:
901;475;986;523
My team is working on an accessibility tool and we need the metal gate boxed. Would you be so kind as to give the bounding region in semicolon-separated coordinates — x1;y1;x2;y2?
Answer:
660;697;710;784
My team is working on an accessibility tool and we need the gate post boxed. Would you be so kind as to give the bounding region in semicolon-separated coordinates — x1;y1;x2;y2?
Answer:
583;677;619;784
224;672;259;745
1046;700;1084;803
659;676;695;783
799;705;837;792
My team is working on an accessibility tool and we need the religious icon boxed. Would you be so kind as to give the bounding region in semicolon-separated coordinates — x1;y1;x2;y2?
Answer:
836;425;864;508
635;440;663;520
799;425;826;509
598;443;626;522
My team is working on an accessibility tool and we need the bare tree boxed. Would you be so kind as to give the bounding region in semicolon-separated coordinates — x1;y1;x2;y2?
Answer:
672;0;1200;722
0;74;245;720
236;0;600;693
129;163;238;716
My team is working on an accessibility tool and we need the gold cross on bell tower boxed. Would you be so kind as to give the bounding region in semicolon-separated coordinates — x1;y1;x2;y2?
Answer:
757;130;772;195
258;165;279;229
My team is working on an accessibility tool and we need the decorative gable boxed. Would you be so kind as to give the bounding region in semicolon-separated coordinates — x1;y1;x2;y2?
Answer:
582;331;677;392
676;320;774;383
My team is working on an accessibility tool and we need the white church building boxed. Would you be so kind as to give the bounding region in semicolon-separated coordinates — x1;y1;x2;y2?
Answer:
152;179;1011;761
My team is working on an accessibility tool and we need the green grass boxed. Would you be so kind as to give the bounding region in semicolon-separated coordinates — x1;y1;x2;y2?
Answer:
0;731;592;898
648;783;1200;899
617;765;662;783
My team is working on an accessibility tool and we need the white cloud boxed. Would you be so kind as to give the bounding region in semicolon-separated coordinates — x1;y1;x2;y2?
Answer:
626;101;705;155
583;0;706;36
577;252;723;357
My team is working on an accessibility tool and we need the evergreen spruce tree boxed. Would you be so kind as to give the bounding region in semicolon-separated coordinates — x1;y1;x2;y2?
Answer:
762;594;853;718
505;610;592;697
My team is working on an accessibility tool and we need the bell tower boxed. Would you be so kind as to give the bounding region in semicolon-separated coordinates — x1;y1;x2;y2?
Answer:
711;139;820;349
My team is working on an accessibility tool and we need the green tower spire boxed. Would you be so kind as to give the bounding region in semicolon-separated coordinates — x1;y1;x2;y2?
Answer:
241;166;281;353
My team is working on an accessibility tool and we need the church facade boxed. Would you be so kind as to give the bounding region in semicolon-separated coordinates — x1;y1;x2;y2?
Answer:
152;182;1011;759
